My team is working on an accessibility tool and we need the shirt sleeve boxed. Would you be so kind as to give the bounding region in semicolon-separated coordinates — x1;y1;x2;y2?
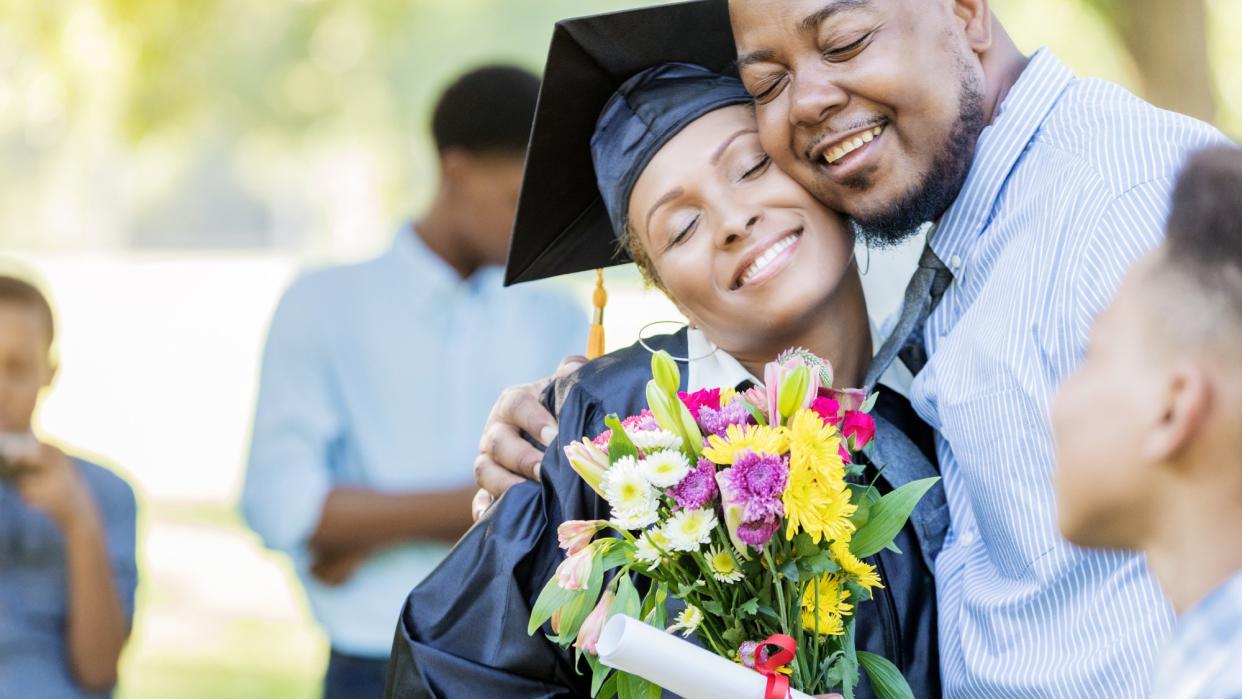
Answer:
97;470;138;623
1061;177;1174;375
241;277;341;555
385;382;606;698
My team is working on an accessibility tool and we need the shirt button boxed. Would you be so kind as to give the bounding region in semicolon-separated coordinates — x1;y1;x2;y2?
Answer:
949;254;963;270
959;529;977;546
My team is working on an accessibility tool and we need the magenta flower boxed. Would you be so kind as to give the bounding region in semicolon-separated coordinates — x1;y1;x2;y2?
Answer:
811;396;842;426
737;515;782;547
677;388;721;420
719;450;788;548
842;410;876;450
697;400;753;437
667;458;719;510
622;409;659;433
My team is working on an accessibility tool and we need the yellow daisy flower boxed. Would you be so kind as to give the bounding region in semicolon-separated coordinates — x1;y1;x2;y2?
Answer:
786;409;846;484
830;540;883;592
718;386;738;406
800;573;853;637
782;410;856;543
706;545;745;584
701;424;787;465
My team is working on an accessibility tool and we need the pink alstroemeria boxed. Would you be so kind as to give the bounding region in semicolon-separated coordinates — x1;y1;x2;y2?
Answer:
564;438;610;498
842;410;877;450
575;590;615;655
555;546;594;592
557;520;608;555
763;357;821;425
715;470;753;560
827;387;868;413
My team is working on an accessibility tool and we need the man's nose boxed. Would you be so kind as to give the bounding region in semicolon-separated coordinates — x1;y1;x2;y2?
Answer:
788;66;848;127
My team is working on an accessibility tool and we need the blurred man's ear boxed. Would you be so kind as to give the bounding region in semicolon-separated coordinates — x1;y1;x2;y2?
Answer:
1145;361;1211;468
438;147;473;193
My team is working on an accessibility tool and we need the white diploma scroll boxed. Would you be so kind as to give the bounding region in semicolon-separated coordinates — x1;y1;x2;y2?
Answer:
596;615;815;699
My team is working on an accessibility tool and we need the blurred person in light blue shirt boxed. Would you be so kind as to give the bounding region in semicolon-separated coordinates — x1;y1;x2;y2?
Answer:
241;65;584;699
0;274;136;699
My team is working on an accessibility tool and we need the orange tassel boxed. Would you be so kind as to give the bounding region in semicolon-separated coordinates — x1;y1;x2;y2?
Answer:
587;269;607;359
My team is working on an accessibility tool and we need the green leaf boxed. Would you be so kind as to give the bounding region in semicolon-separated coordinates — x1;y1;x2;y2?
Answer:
528;573;582;636
596;670;620;699
860;391;879;413
738;598;760;617
792;531;819;558
587;653;614;696
604;415;640;462
618;671;658;699
857;652;916;699
799;550;840;578
738;397;767;427
778;557;801;582
612;574;642;619
652;350;681;396
600;541;636;572
849;477;940;559
699;599;724;615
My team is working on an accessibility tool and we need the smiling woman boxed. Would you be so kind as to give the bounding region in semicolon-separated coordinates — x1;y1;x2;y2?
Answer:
385;4;947;697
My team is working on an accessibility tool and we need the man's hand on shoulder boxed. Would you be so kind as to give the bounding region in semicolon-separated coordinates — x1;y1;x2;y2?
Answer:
472;355;586;519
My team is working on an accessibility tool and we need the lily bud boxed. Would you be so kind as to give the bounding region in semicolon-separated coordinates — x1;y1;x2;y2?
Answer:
564;439;610;497
652;350;681;396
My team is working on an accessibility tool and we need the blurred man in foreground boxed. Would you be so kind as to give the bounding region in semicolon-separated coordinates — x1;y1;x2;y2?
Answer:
0;273;137;698
242;65;584;699
1053;146;1242;699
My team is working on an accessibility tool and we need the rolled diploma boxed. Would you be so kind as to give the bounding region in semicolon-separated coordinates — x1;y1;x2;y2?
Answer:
596;615;814;699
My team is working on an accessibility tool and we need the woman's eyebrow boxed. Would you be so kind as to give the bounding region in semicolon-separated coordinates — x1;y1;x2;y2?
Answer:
711;128;759;165
645;186;685;236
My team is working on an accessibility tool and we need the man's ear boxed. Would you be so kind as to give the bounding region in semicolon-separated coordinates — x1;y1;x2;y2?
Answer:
1145;362;1211;466
950;0;993;54
439;147;471;194
41;356;58;392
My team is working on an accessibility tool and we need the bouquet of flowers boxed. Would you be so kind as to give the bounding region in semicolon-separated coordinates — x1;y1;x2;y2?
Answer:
529;349;938;699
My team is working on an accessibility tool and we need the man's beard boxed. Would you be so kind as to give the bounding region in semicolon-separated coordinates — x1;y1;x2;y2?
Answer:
852;66;987;248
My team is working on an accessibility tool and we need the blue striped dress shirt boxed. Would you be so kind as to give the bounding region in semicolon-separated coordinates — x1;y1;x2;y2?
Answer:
910;49;1231;697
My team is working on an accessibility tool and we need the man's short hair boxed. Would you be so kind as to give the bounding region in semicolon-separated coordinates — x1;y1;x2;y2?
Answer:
0;274;54;347
431;64;541;156
1164;147;1242;319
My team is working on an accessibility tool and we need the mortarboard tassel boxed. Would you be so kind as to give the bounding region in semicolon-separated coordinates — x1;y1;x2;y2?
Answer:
587;269;607;359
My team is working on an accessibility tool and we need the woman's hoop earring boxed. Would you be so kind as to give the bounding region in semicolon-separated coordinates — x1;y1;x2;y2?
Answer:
860;240;872;276
638;320;720;363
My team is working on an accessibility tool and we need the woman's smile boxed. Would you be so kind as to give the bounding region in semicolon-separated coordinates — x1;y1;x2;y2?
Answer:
731;228;803;290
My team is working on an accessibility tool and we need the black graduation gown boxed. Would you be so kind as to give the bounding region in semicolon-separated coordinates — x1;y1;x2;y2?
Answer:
385;331;948;699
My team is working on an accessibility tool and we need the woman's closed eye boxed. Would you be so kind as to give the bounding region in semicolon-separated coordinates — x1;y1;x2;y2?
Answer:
666;215;700;250
739;154;772;181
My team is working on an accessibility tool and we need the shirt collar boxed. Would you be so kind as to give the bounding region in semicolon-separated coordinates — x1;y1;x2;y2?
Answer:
686;325;910;396
392;223;504;295
930;48;1075;264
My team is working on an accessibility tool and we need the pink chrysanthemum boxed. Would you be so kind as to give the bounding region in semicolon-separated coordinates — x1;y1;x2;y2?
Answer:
667;458;719;510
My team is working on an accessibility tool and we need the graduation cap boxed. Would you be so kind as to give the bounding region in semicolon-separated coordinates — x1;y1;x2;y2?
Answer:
503;0;742;288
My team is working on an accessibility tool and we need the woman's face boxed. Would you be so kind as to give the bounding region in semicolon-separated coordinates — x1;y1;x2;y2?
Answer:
627;104;857;355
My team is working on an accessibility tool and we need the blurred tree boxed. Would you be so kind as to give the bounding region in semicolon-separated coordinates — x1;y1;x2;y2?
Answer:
1084;0;1217;121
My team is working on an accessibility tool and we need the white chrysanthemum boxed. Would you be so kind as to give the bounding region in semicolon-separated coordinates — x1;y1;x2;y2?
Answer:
666;605;703;637
640;449;692;488
603;456;657;511
706;545;745;584
634;528;672;570
630;429;683;453
664;508;718;552
611;501;659;530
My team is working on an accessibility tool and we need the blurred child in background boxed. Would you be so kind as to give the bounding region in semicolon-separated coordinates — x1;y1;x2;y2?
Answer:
0;273;137;698
1053;146;1242;698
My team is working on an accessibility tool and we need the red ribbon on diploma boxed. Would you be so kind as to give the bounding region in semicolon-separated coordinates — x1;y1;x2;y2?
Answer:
756;634;797;699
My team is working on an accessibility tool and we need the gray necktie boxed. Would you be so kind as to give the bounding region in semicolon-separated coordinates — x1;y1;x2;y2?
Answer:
865;238;954;388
